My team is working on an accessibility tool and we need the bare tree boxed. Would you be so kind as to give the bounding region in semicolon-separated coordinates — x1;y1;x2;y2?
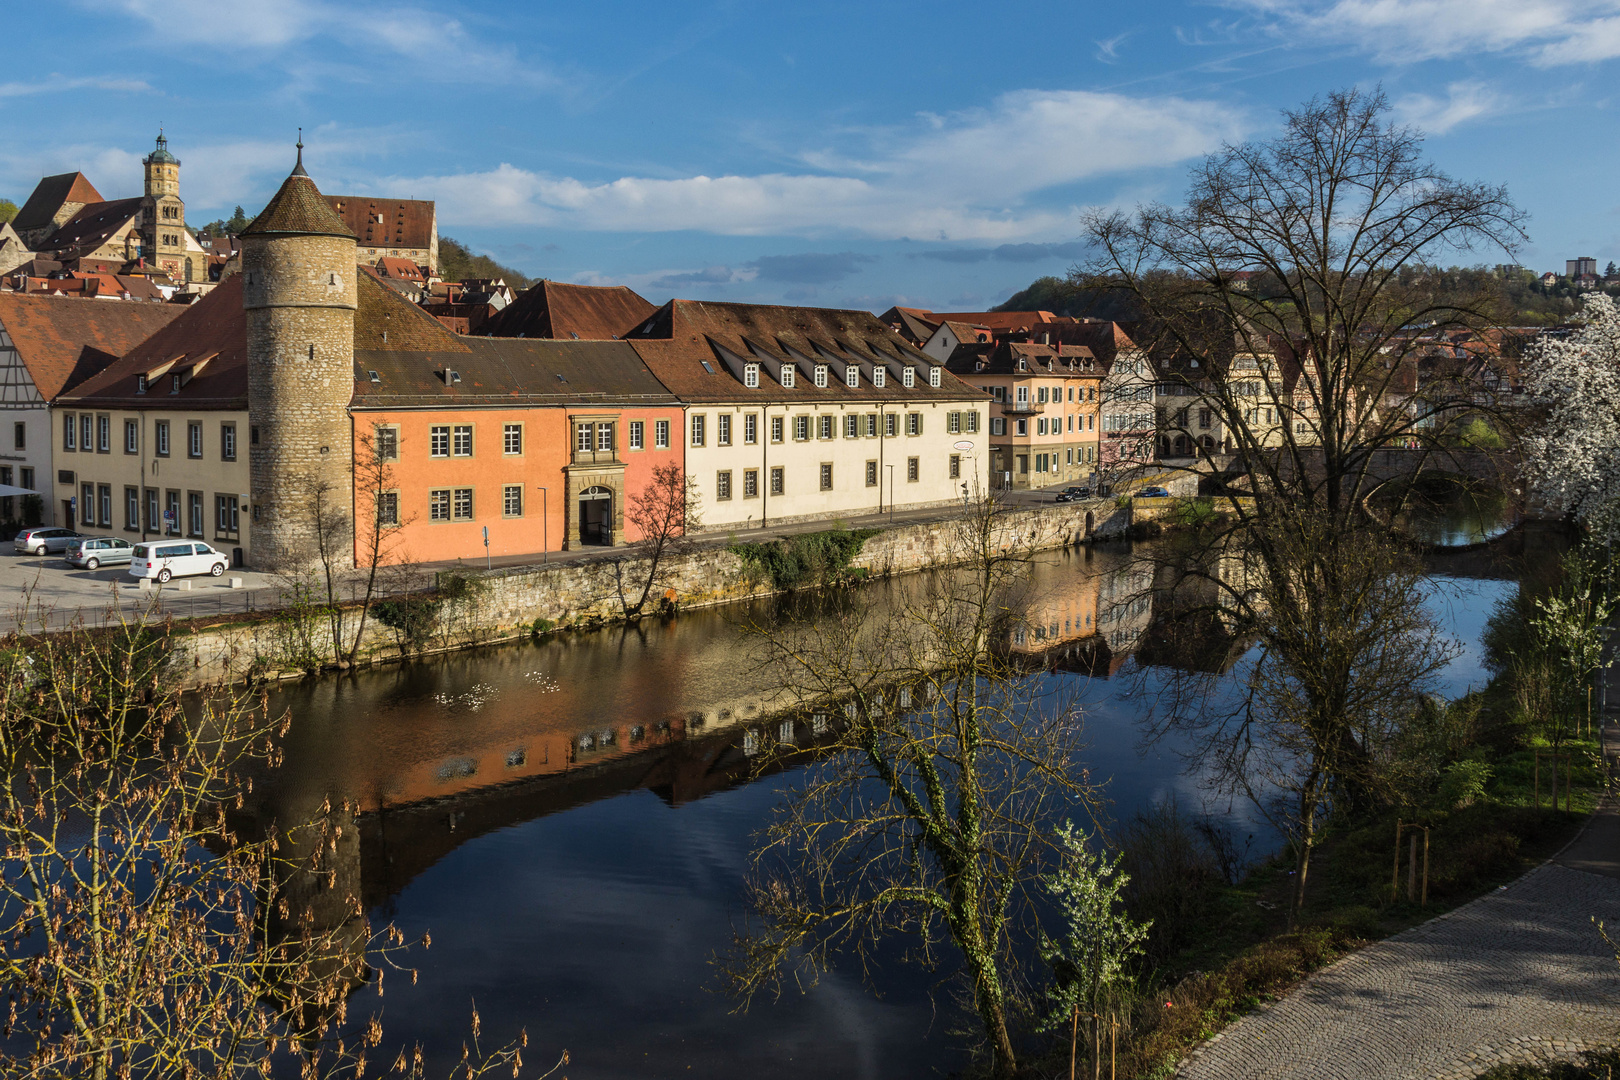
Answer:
723;496;1100;1078
348;428;413;666
609;461;700;620
0;603;563;1080
1079;88;1521;923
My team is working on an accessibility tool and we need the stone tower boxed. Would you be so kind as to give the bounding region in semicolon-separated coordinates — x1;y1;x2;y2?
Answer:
241;141;357;570
139;132;190;280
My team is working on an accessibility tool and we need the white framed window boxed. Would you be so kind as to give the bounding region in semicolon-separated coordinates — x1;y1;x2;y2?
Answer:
845;414;859;438
779;364;795;388
818;415;833;440
377;491;400;525
98;415;110;452
82;415;94;452
966;411;979;433
929;367;942;388
991;417;1005;436
814;365;829;388
375;425;400;461
885;413;897;437
907;456;919;482
716;470;732;500
124;419;139;454
220;424;236;461
947;412;961;434
503;485;523;517
596;422;614;451
430;489;450;521
771;416;784;443
503;424;523;455
744;363;760;388
743;469;758;498
845;365;859;388
873;367;886;388
576;422;594;452
655;419;670;448
718;414;731;446
865;413;877;437
794;415;809;440
63;413;75;451
430;425;450;457
906;412;922;436
452;487;473;520
188;422;202;458
819;462;833;490
155;420;170;456
744;414;757;444
452;425;473;456
629;420;645;450
691;414;706;446
902;367;916;388
770;466;784;494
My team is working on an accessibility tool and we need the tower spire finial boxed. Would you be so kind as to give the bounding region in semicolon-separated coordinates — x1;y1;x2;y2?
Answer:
291;128;308;177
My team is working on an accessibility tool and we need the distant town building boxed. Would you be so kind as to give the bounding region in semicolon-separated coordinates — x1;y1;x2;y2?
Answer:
1567;257;1597;279
323;196;438;273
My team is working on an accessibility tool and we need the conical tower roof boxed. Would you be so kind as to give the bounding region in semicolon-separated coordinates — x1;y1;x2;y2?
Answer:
241;140;355;240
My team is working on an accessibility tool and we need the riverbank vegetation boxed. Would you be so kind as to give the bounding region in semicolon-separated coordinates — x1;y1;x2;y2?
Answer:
0;603;563;1079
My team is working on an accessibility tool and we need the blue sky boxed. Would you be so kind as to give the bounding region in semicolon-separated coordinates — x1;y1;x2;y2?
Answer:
5;0;1620;311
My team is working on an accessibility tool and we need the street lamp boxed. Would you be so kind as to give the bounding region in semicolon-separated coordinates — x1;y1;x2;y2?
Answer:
538;486;549;563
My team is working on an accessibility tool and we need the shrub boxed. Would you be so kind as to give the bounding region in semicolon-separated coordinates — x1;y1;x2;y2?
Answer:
1437;759;1493;808
373;596;442;653
730;527;881;591
530;617;555;637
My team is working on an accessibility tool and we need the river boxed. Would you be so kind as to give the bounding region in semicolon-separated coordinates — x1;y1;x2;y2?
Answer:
248;511;1550;1080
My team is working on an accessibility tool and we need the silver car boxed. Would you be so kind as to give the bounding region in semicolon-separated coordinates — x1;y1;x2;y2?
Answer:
65;536;135;571
12;527;84;556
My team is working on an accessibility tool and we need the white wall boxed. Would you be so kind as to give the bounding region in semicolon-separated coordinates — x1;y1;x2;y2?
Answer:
683;399;990;531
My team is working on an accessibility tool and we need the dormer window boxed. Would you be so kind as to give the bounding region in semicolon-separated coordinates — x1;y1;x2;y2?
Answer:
780;364;795;388
136;375;147;394
744;363;760;388
873;367;886;388
171;374;180;393
845;365;859;388
902;367;916;388
814;365;829;388
928;367;942;388
1017;359;1027;372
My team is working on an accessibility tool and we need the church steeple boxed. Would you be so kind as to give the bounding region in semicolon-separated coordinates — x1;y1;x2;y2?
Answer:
139;129;188;279
142;130;180;197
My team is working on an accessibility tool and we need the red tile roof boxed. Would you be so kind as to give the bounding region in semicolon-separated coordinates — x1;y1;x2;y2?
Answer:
325;196;435;250
13;172;104;235
0;291;184;399
627;299;980;403
482;280;655;340
58;275;247;408
354;267;470;354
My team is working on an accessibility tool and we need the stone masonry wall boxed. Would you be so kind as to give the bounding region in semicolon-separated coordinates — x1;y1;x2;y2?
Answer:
244;233;357;568
171;497;1132;687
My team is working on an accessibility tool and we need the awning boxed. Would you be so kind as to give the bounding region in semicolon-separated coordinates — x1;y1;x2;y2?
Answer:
0;485;39;497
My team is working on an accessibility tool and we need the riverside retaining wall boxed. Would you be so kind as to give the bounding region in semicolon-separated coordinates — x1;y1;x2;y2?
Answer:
170;497;1132;688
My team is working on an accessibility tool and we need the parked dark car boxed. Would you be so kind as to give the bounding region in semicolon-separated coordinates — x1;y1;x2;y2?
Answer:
1136;486;1173;499
1063;486;1092;498
13;527;84;556
65;536;135;570
1054;491;1080;503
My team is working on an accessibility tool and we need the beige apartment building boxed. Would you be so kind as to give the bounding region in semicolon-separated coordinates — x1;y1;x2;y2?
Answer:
50;282;253;563
946;340;1102;490
630;300;989;529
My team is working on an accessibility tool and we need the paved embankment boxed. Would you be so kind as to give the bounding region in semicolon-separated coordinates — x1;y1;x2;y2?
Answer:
1177;735;1620;1080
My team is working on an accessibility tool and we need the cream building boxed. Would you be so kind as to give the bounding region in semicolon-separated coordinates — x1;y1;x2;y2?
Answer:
630;300;989;530
50;277;252;562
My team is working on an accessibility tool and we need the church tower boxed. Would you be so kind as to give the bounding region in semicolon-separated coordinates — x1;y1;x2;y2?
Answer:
139;132;190;280
241;140;357;569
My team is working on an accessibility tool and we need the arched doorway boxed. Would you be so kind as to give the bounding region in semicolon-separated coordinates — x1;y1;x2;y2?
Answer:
578;486;613;546
184;257;194;283
1084;510;1095;537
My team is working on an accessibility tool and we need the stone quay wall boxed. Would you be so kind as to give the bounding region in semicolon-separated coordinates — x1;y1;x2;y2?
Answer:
171;497;1132;687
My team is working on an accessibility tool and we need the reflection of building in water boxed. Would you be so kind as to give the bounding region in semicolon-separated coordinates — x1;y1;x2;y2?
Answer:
1003;547;1156;675
1134;549;1258;675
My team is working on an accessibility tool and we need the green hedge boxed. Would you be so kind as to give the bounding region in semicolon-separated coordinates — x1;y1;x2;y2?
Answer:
730;527;881;591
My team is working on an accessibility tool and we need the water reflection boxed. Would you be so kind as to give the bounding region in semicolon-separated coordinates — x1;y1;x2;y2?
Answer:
241;534;1524;1078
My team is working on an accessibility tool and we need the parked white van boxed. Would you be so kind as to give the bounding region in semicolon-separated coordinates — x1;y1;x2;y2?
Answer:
128;541;229;583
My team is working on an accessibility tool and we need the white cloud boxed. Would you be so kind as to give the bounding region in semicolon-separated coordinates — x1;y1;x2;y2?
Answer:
1393;81;1508;133
1235;0;1620;65
103;0;556;88
388;90;1245;241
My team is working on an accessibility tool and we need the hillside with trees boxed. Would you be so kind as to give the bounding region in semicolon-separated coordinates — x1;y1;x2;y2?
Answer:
438;236;531;288
997;266;1617;328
